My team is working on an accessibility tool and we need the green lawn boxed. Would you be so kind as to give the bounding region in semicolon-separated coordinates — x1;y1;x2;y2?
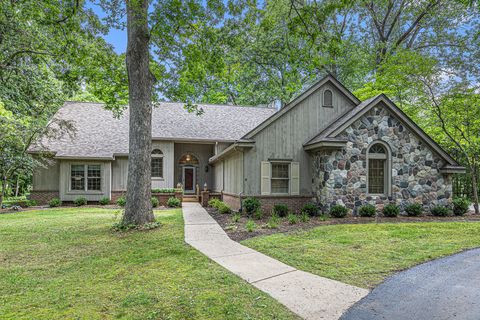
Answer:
0;208;296;320
242;222;480;289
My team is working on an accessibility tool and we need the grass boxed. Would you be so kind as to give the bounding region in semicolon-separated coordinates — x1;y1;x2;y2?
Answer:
242;222;480;289
0;208;297;320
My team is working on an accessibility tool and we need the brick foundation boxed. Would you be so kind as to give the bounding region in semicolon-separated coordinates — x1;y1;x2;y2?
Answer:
221;192;314;213
29;191;60;205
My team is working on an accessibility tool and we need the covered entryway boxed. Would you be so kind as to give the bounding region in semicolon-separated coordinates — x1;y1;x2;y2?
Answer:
182;166;196;194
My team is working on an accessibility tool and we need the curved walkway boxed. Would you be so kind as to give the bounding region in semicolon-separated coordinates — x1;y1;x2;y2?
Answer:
183;203;368;320
341;248;480;320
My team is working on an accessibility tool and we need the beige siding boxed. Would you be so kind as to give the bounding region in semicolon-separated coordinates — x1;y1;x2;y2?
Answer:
59;160;111;201
244;82;356;195
215;142;231;155
152;141;175;189
174;143;215;191
111;157;128;191
213;161;224;192
32;160;60;191
223;151;244;194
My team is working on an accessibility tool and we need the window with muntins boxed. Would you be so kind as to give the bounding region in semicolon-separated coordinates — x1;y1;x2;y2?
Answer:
323;89;333;107
271;163;289;194
368;143;387;194
151;149;164;178
70;164;101;191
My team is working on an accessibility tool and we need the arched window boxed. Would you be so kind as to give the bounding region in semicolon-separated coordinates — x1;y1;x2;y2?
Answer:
367;142;390;195
179;153;199;165
151;149;164;178
323;89;333;107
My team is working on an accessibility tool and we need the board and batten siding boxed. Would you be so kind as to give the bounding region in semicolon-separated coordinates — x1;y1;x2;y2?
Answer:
59;160;111;201
111;141;175;191
243;82;356;195
222;150;244;194
32;159;60;191
174;142;214;190
213;161;224;192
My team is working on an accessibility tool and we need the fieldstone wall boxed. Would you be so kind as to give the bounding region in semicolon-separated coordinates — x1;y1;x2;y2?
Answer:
313;104;453;214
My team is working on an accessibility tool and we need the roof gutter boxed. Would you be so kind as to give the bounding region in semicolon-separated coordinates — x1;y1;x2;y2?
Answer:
303;140;348;151
209;141;255;164
439;166;467;174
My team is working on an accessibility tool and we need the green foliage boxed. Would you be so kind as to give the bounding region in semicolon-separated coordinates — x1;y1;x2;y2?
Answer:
383;204;400;217
152;188;177;193
453;198;471;216
266;214;280;229
116;196;126;207
273;204;289;217
48;198;62;208
302;203;318;217
243;197;261;216
405;203;423;216
287;213;298;225
99;197;110;206
299;211;310;223
73;197;87;207
431;206;451;217
112;221;161;232
167;197;181;208
217;202;231;214
358;205;376;217
329;205;348;218
151;197;159;208
253;208;264;220
208;198;222;208
232;213;241;223
245;219;257;232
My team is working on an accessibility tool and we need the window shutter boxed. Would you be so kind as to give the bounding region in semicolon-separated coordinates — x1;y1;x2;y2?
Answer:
261;161;271;195
290;162;300;195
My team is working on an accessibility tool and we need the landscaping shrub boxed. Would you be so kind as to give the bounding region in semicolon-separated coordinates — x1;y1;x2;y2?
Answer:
405;203;423;216
383;204;400;217
232;213;241;223
266;214;280;229
300;211;310;223
216;202;231;214
73;197;87;206
358;204;376;217
329;205;348;218
26;200;37;207
48;198;62;207
273;204;289;217
302;203;318;217
287;213;299;224
116;196;126;207
245;219;257;232
453;197;471;216
243;197;261;216
99;197;110;205
152;188;176;193
253;208;263;220
151;197;159;208
167;197;181;208
208;198;221;208
431;205;450;217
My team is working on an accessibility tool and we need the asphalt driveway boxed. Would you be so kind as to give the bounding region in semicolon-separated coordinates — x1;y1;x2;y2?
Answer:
341;248;480;320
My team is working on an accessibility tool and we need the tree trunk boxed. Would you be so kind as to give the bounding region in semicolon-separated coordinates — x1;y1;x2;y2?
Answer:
15;176;19;197
0;175;6;207
472;166;479;214
122;0;155;225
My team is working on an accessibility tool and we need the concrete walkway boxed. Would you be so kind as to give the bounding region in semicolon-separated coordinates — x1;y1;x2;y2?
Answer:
183;203;368;320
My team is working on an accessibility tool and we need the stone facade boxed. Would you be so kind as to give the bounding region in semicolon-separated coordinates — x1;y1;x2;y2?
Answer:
313;104;453;214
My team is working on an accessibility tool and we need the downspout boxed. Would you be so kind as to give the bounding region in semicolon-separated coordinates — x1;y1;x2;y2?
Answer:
240;149;245;212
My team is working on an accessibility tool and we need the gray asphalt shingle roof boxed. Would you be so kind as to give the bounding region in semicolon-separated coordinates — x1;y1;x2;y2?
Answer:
32;101;277;159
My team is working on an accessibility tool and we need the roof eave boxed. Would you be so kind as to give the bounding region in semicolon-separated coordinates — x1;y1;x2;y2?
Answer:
439;166;467;174
303;140;347;151
209;141;255;164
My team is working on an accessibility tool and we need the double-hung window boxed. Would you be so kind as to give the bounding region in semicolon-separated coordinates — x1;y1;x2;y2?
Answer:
70;164;101;191
271;163;290;194
151;149;164;178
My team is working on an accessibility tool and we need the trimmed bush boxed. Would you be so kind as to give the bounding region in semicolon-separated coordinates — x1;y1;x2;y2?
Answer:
48;198;62;208
151;197;159;208
358;204;376;217
245;219;257;232
217;203;231;214
302;203;319;217
26;200;38;207
152;188;176;193
453;197;471;216
253;208;263;220
273;204;289;217
287;213;299;225
99;197;110;205
329;205;348;218
116;196;126;207
431;205;450;217
243;197;261;216
73;197;87;206
383;204;400;217
405;203;423;216
167;197;181;208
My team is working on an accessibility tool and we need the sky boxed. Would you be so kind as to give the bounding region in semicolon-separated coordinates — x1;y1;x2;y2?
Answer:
87;2;126;54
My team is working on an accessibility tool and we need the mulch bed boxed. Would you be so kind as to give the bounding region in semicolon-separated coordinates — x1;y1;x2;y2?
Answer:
207;207;480;242
0;204;172;215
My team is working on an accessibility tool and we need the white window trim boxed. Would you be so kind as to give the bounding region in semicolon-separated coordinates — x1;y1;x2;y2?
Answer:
68;163;103;194
151;149;164;180
270;161;291;195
